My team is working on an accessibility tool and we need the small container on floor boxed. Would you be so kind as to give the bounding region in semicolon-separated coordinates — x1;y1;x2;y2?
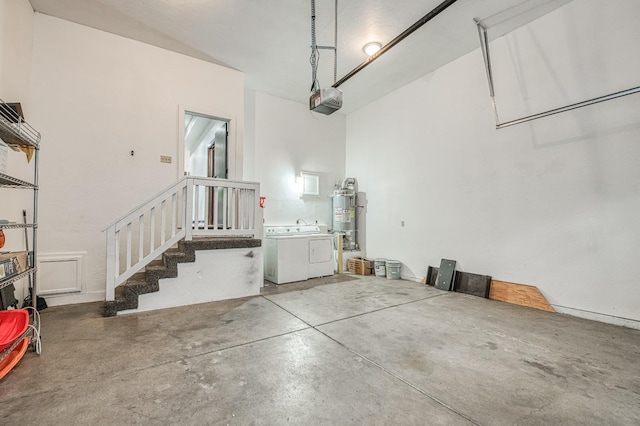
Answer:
385;260;401;280
374;258;387;277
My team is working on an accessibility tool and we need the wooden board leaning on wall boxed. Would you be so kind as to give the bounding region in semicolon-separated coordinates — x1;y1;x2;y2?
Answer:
489;280;554;312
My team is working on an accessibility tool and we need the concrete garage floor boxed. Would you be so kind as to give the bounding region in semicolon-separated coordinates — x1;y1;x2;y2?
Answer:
1;275;639;425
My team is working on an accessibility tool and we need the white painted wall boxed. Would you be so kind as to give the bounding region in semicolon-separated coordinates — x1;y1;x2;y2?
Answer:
3;0;635;330
244;89;346;227
0;0;35;303
346;1;640;327
0;0;34;184
24;13;244;305
0;0;33;103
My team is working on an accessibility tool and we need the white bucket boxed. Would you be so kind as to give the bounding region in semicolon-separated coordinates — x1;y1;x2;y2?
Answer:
374;258;386;277
385;260;401;280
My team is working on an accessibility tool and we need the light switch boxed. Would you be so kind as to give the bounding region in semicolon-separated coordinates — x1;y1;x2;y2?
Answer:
160;155;172;164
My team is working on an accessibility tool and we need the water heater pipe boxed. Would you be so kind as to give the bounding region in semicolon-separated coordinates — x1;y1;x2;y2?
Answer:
340;177;357;193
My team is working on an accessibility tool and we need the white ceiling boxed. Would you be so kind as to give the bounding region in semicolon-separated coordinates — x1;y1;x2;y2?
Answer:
28;0;569;114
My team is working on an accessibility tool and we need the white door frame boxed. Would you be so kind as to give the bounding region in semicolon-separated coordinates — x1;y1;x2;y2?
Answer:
177;104;241;180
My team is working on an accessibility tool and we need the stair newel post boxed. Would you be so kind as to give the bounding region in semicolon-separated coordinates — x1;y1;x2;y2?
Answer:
185;177;194;241
105;224;117;301
254;184;263;239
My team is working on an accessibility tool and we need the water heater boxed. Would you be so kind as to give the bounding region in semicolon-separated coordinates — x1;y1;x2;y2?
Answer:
332;178;358;250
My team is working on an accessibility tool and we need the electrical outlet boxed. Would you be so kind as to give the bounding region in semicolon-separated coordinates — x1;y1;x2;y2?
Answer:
160;155;172;164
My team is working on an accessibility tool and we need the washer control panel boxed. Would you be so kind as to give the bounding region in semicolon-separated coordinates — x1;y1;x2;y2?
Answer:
264;225;321;236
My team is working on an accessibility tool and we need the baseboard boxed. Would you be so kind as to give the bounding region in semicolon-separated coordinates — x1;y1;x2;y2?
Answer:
43;291;105;307
552;305;640;330
405;275;640;330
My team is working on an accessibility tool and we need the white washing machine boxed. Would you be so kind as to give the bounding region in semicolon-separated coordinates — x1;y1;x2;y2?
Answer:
264;225;334;284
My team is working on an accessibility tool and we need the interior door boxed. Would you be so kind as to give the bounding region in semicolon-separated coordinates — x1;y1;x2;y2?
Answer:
183;112;228;229
208;122;228;228
213;122;228;179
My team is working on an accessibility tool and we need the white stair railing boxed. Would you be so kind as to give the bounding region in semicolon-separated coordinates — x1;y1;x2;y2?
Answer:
105;177;262;301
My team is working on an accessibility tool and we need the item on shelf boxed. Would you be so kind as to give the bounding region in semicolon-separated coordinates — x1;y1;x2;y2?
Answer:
0;284;18;309
0;309;29;352
19;146;35;162
0;229;4;248
0;337;29;380
0;102;23;123
0;251;28;280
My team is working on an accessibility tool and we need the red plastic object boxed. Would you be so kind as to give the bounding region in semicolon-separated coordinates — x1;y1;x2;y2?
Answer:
0;310;29;352
0;337;29;380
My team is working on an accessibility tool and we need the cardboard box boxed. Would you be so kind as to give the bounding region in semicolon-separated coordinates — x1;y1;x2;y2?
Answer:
347;257;374;275
0;251;29;281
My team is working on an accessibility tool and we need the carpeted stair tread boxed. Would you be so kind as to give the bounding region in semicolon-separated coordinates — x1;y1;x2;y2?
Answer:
147;259;165;268
179;237;261;252
146;263;168;272
163;250;189;270
129;272;147;282
124;277;158;296
164;248;183;255
145;264;177;281
103;285;138;316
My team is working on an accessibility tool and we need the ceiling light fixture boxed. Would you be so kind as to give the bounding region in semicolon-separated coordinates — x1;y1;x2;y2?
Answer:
363;42;382;56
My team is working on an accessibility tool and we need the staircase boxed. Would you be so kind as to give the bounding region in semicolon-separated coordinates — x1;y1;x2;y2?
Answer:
103;237;261;316
103;177;263;316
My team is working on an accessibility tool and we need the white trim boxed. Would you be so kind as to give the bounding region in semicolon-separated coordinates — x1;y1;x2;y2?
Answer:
105;176;261;300
37;252;86;295
178;105;186;179
552;305;640;330
401;275;423;283
300;171;321;197
44;291;105;307
178;104;239;180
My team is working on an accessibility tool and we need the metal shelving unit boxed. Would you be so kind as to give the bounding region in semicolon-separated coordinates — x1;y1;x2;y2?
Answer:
0;98;42;356
0;223;35;229
0;173;37;189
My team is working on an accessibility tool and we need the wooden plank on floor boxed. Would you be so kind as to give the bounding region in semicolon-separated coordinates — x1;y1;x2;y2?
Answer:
489;280;554;312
